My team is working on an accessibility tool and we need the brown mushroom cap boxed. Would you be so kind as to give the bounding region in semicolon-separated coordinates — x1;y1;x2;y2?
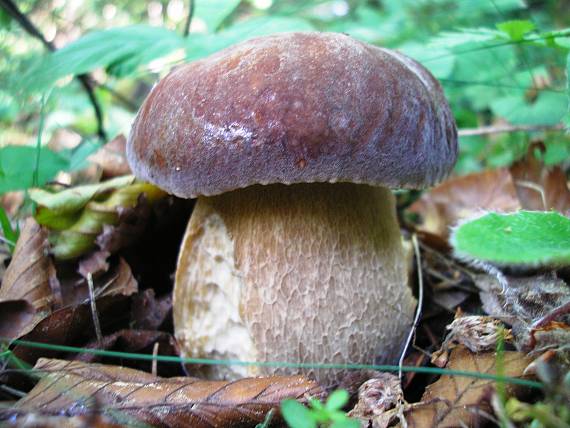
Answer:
127;32;457;198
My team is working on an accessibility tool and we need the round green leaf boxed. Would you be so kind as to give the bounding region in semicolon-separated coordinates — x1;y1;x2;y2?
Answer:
451;211;570;267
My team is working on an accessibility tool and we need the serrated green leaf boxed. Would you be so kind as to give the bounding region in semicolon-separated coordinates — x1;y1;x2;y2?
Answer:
281;399;316;428
428;28;503;50
195;0;241;32
325;390;349;411
0;146;68;195
491;91;568;126
496;20;535;41
22;25;184;92
451;211;570;267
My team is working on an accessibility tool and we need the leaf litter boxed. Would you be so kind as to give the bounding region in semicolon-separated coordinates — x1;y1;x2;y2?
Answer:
0;138;569;426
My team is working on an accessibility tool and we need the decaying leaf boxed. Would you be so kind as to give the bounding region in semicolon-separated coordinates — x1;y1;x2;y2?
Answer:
404;346;533;427
432;312;512;367
7;358;324;428
12;258;137;365
474;273;570;351
409;168;521;239
349;373;405;428
130;289;172;331
409;143;570;241
2;413;122;428
30;176;166;260
0;218;59;338
75;329;184;377
88;134;131;179
510;142;570;215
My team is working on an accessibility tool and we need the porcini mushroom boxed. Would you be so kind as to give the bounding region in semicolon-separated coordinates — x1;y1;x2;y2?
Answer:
127;32;457;385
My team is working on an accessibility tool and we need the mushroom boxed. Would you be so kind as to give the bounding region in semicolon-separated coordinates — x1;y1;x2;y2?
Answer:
127;32;457;385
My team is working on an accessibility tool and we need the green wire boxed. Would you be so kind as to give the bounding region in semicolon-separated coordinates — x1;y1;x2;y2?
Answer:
5;339;543;389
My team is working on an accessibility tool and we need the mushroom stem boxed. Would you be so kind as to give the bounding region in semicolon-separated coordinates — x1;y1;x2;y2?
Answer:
174;183;416;385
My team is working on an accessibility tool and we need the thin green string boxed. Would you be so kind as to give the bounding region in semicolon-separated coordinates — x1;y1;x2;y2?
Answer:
3;339;543;389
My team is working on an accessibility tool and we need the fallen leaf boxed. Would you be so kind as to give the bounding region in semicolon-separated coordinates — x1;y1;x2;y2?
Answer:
510;142;570;215
0;219;59;338
77;250;111;278
7;358;324;428
12;258;137;366
409;168;521;239
88;134;131;179
76;329;184;377
474;274;570;351
130;289;172;331
432;313;512;367
3;413;122;427
404;347;533;427
59;257;137;307
349;373;405;428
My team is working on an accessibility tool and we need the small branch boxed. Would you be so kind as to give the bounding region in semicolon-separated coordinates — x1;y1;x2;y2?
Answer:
458;123;565;137
183;0;195;37
0;0;107;141
87;272;103;347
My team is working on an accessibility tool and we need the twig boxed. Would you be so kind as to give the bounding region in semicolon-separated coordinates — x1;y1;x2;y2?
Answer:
0;0;107;141
183;0;195;37
152;342;159;376
458;123;565;137
87;272;103;346
399;234;424;381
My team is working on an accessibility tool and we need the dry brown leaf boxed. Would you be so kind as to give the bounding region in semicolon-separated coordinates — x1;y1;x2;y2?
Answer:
76;329;184;377
130;289;172;331
0;218;59;338
349;373;405;428
475;273;570;351
8;358;323;428
88;134;131;179
409;168;521;239
12;258;137;366
510;143;570;215
404;346;532;428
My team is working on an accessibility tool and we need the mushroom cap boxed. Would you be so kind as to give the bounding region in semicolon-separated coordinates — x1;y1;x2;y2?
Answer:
127;32;457;198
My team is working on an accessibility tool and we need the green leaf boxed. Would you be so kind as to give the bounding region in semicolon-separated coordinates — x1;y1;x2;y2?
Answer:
281;399;316;428
0;146;68;195
331;419;361;428
491;91;568;126
22;25;184;91
428;28;502;50
30;175;135;230
325;390;349;411
451;211;570;267
497;20;536;41
194;0;241;32
0;205;18;252
186;16;314;61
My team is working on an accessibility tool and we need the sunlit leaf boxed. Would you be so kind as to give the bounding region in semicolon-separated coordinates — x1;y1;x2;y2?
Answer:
22;25;184;91
0;146;68;195
195;0;242;32
186;16;314;61
451;211;570;266
496;20;535;41
281;399;316;428
491;91;568;126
